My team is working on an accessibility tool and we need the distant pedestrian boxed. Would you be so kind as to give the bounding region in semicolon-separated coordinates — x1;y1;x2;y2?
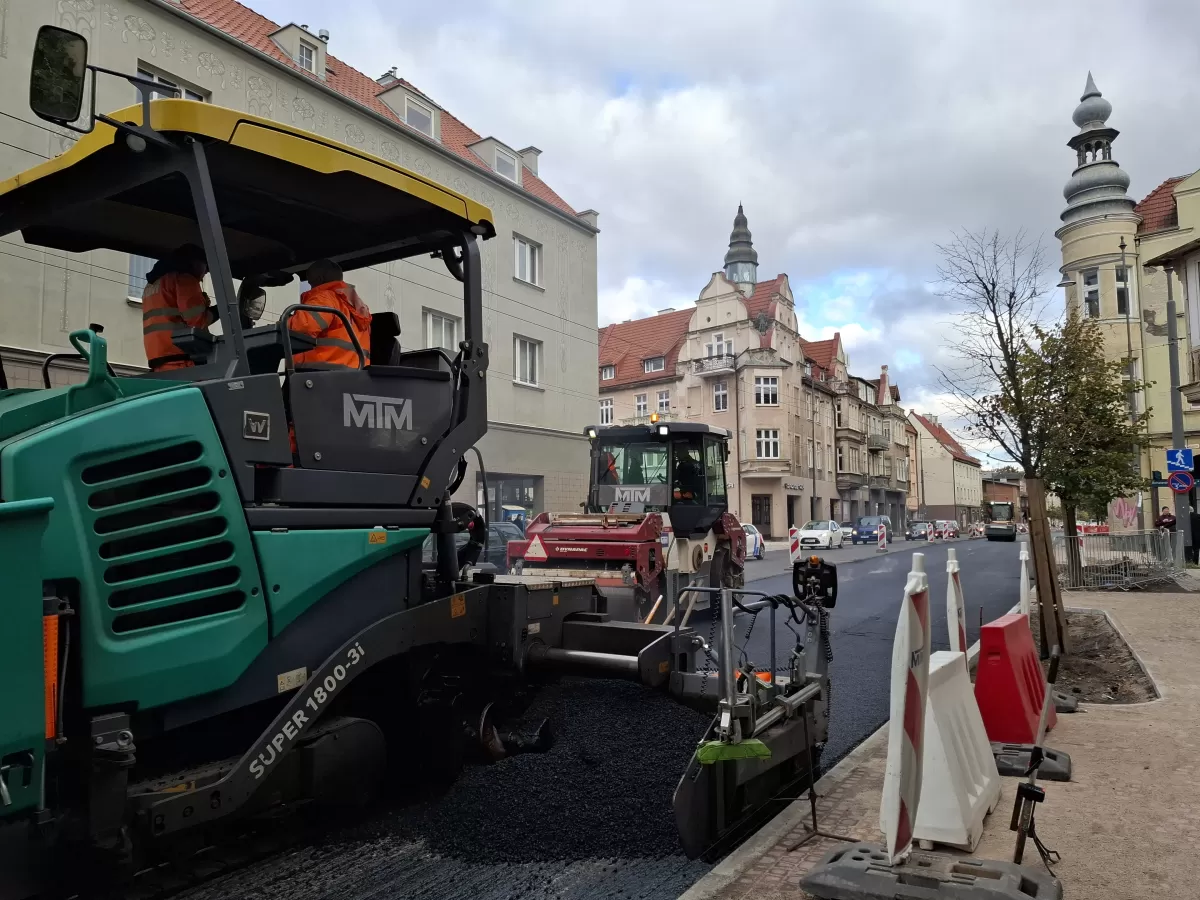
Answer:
1155;506;1178;532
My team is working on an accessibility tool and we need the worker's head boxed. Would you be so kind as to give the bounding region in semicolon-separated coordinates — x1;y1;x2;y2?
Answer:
172;243;208;279
1163;506;1171;514
305;259;343;289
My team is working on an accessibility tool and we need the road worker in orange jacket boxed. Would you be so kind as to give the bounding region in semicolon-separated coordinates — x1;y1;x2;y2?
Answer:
290;259;372;369
141;244;217;371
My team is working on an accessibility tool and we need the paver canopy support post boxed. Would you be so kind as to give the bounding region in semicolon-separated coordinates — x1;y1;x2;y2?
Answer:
1025;478;1067;657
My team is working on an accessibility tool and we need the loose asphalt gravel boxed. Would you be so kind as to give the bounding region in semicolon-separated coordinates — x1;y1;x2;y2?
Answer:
175;540;1024;900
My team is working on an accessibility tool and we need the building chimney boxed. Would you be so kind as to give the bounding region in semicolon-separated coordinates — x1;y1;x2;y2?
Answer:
518;146;541;177
318;28;330;42
377;66;399;86
926;414;939;424
657;308;675;315
877;364;889;405
301;24;308;30
576;209;599;229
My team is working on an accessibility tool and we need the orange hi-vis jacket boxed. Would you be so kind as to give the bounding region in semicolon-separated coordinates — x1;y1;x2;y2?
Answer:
290;281;372;369
142;272;211;370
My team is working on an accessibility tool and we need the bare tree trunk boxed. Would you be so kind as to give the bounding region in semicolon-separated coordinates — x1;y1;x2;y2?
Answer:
1063;503;1083;588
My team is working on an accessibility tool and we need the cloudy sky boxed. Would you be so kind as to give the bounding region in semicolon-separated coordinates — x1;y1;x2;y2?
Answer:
256;0;1200;461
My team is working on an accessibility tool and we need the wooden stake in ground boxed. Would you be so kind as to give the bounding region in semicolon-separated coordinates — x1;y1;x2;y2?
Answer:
1026;478;1068;656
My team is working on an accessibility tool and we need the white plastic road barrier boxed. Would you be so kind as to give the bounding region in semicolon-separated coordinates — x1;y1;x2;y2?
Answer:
912;650;1002;851
877;523;888;553
880;552;931;864
1018;546;1031;616
946;548;967;653
788;526;801;565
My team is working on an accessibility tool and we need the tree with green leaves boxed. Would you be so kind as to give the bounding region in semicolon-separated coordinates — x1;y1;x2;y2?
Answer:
1031;312;1149;584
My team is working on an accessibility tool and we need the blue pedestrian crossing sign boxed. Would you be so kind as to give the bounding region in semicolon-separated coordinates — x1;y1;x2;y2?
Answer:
1167;448;1194;472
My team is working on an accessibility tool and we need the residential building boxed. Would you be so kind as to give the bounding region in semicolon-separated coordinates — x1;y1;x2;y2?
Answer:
982;471;1025;515
905;420;923;518
1055;72;1200;526
908;412;982;525
597;206;909;537
0;0;599;520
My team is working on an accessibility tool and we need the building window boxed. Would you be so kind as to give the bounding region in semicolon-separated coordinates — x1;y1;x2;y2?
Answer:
644;356;665;373
754;376;778;406
514;236;542;286
706;332;733;357
713;381;728;411
495;148;519;181
600;365;615;381
851;447;861;472
405;97;434;137
883;420;891;441
1116;266;1129;316
835;403;843;428
128;254;157;299
514;336;541;386
298;40;316;73
635;393;647;417
756;429;780;459
804;361;813;378
1083;268;1099;318
425;311;459;351
599;398;613;425
837;446;845;472
137;68;205;102
807;438;816;468
657;390;671;413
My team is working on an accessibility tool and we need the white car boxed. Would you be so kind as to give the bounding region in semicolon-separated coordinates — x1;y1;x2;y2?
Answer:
742;523;765;560
795;520;844;550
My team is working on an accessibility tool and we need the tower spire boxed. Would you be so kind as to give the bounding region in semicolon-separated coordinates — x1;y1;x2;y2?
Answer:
723;204;758;293
1061;73;1133;226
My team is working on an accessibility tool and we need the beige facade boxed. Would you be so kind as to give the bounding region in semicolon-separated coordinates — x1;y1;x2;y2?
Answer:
0;0;598;518
909;413;982;524
597;208;910;538
905;422;922;516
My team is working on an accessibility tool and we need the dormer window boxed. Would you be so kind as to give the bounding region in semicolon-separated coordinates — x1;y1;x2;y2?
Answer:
644;357;665;374
405;97;433;137
298;40;316;73
601;365;615;380
495;148;518;182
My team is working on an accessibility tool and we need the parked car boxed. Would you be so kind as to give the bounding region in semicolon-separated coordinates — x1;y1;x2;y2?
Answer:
796;520;844;550
905;521;932;541
423;521;523;570
851;515;892;545
934;520;961;540
743;523;765;560
839;521;854;535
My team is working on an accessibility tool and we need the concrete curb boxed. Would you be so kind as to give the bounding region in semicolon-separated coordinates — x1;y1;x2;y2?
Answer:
678;602;1015;900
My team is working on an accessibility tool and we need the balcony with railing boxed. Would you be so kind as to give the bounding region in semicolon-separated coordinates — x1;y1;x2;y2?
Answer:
741;457;792;476
869;474;891;489
836;423;865;442
836;471;865;490
867;432;889;452
692;354;735;376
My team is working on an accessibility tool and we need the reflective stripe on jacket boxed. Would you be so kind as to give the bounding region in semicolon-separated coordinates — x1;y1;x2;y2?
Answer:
290;281;372;369
142;272;211;370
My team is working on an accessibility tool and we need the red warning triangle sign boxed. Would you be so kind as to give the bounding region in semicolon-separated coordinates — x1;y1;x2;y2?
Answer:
524;535;549;561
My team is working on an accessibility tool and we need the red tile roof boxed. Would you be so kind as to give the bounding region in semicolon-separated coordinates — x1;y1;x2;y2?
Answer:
911;412;980;467
799;334;840;375
176;0;578;216
596;276;788;390
598;308;694;390
1135;176;1188;234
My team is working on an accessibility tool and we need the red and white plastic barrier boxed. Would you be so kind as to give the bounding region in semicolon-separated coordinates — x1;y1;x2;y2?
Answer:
788;526;801;565
880;553;930;864
912;651;1003;851
946;548;967;654
877;523;888;553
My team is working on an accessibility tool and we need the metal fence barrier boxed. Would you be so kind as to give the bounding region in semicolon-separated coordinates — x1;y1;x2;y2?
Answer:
1052;528;1184;590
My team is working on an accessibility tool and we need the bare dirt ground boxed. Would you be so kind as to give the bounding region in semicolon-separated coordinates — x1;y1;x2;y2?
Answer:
1031;607;1157;703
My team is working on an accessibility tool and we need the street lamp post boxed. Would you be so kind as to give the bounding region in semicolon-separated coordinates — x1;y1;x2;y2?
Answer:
1119;238;1146;531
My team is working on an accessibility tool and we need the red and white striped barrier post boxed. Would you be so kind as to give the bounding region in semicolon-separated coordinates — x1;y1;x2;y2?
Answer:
946;548;967;654
788;526;801;565
877;522;888;553
881;552;931;864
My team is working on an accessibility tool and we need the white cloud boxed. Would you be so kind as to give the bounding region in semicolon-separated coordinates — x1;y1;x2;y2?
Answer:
253;0;1200;407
